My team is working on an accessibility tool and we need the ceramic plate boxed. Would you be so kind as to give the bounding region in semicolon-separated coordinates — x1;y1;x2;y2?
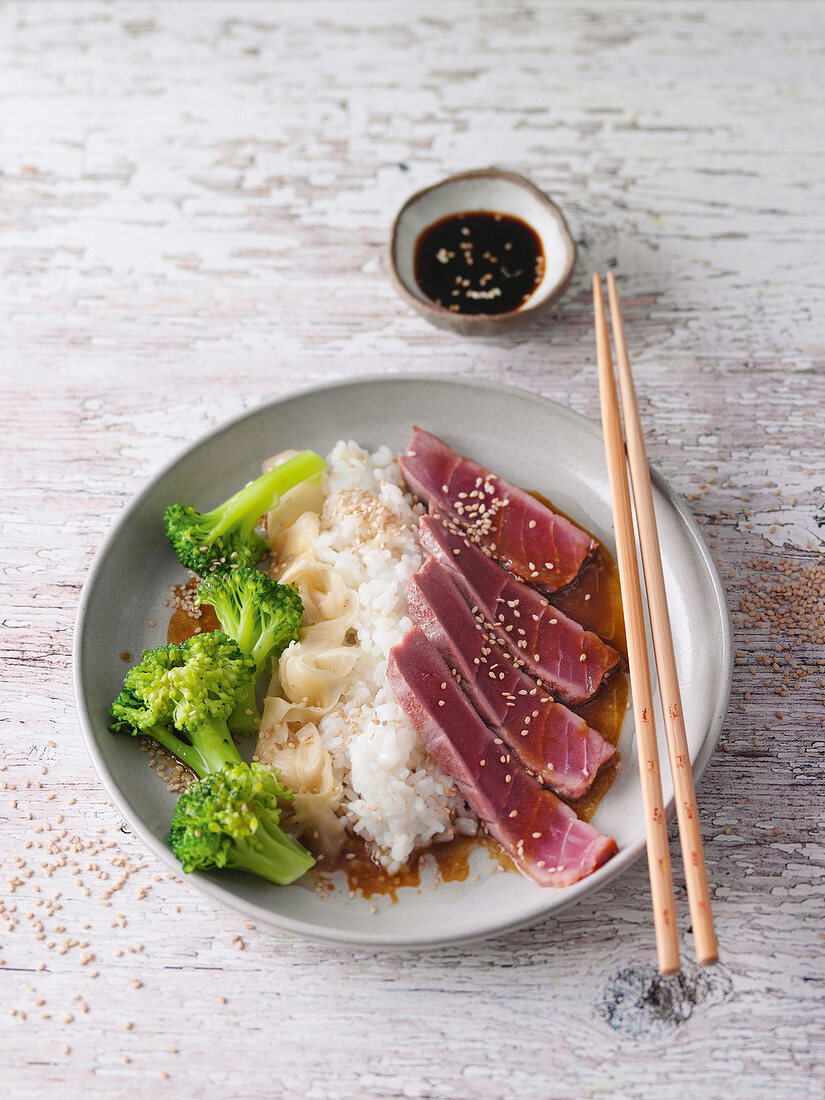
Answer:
73;374;732;947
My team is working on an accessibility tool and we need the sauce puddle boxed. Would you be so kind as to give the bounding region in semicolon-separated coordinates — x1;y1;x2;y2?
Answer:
315;834;516;903
166;579;219;644
414;211;545;315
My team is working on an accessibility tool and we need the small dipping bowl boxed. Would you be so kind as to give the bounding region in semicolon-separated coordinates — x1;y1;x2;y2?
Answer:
389;168;576;335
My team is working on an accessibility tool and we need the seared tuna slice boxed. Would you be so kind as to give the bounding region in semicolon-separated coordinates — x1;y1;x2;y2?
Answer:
388;629;618;887
407;560;615;800
419;515;620;705
399;428;596;591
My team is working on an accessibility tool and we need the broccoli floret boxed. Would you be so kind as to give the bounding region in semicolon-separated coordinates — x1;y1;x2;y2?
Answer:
196;567;303;737
110;632;256;777
164;449;327;576
168;763;315;885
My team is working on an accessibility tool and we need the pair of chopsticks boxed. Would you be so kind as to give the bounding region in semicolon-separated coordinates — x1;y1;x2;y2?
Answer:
593;273;718;975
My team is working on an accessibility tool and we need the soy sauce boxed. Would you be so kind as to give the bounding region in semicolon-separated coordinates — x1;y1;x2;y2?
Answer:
414;211;545;315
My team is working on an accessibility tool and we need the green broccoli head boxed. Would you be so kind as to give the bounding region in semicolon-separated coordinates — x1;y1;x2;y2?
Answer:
109;684;151;737
164;450;327;577
196;567;303;669
196;567;303;738
164;503;268;576
169;763;315;885
109;633;255;777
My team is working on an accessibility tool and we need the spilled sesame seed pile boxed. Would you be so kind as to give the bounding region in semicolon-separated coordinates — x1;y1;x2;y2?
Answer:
0;748;260;1075
1;759;160;1054
734;554;825;726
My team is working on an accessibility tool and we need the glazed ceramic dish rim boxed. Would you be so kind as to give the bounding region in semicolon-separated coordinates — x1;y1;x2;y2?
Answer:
73;373;732;949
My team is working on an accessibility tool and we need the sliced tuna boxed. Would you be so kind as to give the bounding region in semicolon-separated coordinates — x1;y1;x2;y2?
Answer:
387;628;618;888
407;559;615;800
418;514;620;705
399;428;596;591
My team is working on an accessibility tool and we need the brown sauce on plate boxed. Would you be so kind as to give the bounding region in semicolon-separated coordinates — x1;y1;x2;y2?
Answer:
530;491;628;659
166;579;219;645
163;493;628;896
315;834;516;903
414;211;545;315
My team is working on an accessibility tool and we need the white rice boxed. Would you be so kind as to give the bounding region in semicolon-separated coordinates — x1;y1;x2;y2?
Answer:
312;441;473;871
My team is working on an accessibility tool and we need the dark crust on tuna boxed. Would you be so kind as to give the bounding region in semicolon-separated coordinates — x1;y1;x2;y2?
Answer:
406;560;615;800
418;514;621;706
388;628;618;888
399;428;597;592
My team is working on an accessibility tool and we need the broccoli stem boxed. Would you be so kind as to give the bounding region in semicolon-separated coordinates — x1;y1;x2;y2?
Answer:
227;620;279;736
230;605;277;673
219;600;281;738
233;598;259;658
191;716;247;776
228;820;315;885
228;683;260;739
147;717;245;777
206;451;326;539
250;622;277;673
142;724;208;776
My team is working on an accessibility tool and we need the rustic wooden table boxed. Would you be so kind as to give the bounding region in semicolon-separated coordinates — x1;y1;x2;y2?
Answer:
2;2;823;1096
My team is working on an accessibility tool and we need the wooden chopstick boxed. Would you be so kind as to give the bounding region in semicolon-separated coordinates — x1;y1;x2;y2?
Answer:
606;272;719;967
593;274;680;975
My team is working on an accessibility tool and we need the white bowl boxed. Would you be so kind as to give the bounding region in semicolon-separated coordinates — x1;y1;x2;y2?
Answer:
389;169;577;335
73;374;732;948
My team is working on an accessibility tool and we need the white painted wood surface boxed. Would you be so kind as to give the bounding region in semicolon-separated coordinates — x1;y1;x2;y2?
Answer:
2;2;824;1096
